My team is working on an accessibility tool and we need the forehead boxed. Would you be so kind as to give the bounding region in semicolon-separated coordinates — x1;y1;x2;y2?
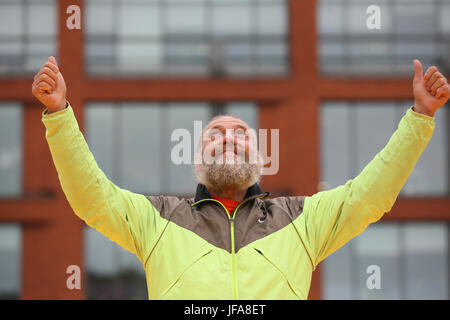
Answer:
204;116;249;131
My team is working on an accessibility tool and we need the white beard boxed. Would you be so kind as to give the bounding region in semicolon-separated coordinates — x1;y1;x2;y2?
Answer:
194;152;263;193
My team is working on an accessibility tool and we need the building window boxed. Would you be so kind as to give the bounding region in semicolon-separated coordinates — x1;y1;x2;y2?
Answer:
320;101;448;196
0;224;22;299
0;102;23;197
318;0;450;77
323;222;449;299
85;0;289;77
0;0;57;77
84;225;147;299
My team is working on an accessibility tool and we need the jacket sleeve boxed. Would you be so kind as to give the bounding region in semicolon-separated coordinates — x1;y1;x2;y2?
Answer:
298;106;435;268
42;102;162;264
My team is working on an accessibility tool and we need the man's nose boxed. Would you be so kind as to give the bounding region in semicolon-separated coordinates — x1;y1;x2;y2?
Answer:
222;131;238;153
223;130;236;145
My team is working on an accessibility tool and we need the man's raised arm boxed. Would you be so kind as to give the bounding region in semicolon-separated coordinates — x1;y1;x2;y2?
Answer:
296;59;449;268
32;56;162;263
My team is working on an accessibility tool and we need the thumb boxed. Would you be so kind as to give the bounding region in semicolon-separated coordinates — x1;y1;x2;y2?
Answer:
413;59;423;82
48;56;58;67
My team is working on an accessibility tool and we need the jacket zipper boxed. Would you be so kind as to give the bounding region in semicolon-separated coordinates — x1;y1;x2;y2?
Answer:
192;198;239;299
192;193;269;300
229;194;268;300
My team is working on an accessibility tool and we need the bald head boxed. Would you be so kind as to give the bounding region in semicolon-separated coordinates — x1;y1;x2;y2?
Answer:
203;114;250;134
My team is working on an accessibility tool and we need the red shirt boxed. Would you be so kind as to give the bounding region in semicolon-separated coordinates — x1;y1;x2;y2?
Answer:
211;196;240;217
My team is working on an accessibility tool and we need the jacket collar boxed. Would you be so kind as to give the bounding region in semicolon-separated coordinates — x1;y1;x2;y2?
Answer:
194;183;268;203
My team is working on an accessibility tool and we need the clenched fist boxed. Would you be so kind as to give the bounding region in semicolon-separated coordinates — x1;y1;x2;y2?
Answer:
413;59;449;117
32;56;67;114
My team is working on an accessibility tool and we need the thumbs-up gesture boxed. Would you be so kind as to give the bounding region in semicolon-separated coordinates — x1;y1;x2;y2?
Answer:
413;59;449;117
32;56;67;113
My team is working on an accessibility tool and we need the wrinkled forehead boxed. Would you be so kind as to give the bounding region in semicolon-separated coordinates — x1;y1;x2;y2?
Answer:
203;115;250;133
196;116;255;151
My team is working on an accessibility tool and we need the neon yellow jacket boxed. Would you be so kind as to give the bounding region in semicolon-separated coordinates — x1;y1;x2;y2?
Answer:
42;103;434;299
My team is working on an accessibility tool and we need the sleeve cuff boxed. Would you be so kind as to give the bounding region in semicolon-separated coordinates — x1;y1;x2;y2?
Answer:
403;105;435;141
42;101;70;117
408;106;435;121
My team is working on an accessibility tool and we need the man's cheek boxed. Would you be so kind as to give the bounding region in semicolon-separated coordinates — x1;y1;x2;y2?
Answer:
202;142;225;164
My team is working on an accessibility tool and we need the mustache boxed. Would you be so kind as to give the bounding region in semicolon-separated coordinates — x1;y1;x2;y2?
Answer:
215;148;244;157
203;141;248;158
196;141;263;165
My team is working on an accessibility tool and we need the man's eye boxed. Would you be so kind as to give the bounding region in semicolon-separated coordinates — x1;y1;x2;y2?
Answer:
235;130;246;138
209;132;222;140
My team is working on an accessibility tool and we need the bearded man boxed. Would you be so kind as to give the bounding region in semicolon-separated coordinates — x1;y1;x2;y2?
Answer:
32;56;449;300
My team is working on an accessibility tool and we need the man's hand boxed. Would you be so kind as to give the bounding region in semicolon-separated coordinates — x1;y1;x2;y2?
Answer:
413;59;449;117
32;56;67;114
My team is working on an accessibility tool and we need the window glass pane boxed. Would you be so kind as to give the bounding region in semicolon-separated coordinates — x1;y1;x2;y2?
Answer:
258;42;288;75
0;103;22;197
85;41;115;74
224;42;253;75
393;41;436;75
118;3;160;37
348;41;390;60
323;222;449;300
85;103;116;184
318;4;343;34
0;224;22;299
440;4;450;34
321;101;448;196
323;242;353;299
86;226;144;275
166;41;209;75
121;104;162;194
86;103;162;194
319;0;448;77
394;41;437;59
85;2;114;35
85;0;289;77
166;103;210;195
116;42;162;73
348;4;373;34
85;226;119;276
0;0;56;76
355;103;397;175
258;2;287;35
212;4;252;35
28;3;56;36
354;224;401;299
0;41;22;58
401;105;448;196
167;3;206;34
25;41;56;72
320;102;352;190
84;226;146;299
0;4;22;36
404;223;448;299
345;43;393;75
319;42;344;73
394;4;434;35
